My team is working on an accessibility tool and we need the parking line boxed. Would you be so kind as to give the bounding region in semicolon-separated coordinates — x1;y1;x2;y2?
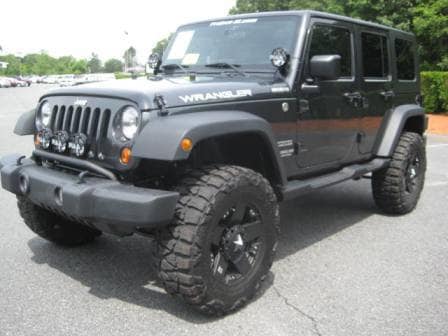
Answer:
427;144;448;148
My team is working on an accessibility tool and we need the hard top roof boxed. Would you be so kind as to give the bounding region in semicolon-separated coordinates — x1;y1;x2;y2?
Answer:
180;10;414;37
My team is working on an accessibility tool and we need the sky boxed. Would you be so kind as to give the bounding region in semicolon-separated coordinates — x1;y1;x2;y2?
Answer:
0;0;236;63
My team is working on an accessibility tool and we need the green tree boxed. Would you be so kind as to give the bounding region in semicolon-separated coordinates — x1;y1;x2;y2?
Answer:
87;53;102;73
104;58;123;73
229;0;448;70
123;46;137;70
152;34;173;56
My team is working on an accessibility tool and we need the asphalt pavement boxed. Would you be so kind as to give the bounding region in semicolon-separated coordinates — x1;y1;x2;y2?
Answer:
0;85;447;336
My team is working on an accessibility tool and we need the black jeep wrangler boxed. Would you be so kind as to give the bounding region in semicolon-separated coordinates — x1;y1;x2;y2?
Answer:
0;11;426;315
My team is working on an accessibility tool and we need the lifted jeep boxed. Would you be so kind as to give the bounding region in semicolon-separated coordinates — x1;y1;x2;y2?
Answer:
0;11;426;315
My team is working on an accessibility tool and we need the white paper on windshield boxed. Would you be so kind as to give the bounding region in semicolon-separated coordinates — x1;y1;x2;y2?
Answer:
167;30;195;60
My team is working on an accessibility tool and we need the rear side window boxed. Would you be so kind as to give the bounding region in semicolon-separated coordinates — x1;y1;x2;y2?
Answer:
395;38;415;80
309;25;353;77
361;32;389;78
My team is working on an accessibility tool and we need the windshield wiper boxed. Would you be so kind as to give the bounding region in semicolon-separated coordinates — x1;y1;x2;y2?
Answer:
161;63;189;74
205;62;248;77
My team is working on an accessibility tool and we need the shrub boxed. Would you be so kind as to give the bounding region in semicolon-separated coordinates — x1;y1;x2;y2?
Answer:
421;72;448;113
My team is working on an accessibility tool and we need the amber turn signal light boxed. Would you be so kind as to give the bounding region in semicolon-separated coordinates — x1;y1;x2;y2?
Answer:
34;134;41;146
180;138;193;152
120;147;132;164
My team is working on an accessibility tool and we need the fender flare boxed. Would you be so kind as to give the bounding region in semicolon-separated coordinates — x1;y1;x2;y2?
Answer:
14;109;35;136
374;104;426;157
132;111;287;184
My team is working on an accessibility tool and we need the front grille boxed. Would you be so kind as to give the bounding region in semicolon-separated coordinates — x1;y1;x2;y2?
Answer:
49;105;111;141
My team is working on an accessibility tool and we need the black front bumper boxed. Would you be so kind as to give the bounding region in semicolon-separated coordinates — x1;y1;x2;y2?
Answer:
0;154;179;236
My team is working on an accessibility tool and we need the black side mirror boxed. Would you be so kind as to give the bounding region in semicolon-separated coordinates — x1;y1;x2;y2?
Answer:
310;55;341;80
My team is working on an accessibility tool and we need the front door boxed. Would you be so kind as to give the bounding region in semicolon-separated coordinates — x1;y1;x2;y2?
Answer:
297;19;360;169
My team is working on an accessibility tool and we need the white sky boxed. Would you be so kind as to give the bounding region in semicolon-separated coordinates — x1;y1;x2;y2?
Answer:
0;0;236;63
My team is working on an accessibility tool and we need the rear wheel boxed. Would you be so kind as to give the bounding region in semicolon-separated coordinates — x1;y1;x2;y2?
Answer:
155;165;279;315
372;132;426;215
17;197;101;246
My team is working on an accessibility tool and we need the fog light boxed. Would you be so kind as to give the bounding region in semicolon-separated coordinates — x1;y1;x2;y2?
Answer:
180;138;193;152
54;187;63;206
52;131;69;153
120;147;132;164
19;174;30;194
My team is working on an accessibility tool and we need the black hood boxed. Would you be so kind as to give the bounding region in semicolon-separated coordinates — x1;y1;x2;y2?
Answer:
40;75;291;110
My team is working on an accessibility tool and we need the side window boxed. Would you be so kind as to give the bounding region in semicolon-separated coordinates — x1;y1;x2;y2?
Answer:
395;38;415;80
361;32;389;78
309;25;353;77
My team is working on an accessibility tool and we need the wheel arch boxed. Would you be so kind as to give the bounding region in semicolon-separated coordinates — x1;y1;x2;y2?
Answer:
132;111;288;187
373;104;426;157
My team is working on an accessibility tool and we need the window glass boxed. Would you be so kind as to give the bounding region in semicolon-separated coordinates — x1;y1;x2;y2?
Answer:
395;38;415;80
309;25;352;77
361;33;389;78
164;16;301;68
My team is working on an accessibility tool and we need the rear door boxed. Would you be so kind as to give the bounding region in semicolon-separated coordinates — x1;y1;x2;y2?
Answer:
297;18;360;169
357;27;393;154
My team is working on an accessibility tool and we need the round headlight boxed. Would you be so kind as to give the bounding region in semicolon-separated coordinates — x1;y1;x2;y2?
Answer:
121;106;140;140
36;102;52;130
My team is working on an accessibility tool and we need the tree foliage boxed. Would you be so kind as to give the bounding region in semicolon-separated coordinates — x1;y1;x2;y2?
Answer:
87;53;102;73
123;46;137;69
0;52;89;76
104;58;123;73
152;34;173;56
229;0;448;70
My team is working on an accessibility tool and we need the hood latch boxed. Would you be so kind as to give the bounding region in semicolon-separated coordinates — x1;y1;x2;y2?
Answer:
154;94;169;116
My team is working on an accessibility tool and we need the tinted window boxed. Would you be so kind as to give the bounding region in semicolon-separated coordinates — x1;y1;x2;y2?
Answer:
309;25;352;77
362;33;389;78
395;38;415;80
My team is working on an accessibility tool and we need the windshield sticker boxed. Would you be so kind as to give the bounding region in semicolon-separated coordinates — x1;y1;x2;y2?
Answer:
179;89;252;104
182;53;200;65
167;30;195;60
209;18;258;26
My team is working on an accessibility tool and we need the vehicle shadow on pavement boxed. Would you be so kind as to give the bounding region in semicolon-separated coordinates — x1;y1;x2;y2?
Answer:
26;180;375;321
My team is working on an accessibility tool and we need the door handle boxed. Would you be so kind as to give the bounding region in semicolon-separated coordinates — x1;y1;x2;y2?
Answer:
380;90;395;100
344;92;363;107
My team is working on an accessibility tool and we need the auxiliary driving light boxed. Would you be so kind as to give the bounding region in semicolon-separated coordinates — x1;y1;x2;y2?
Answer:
69;134;88;157
52;131;69;153
36;129;52;150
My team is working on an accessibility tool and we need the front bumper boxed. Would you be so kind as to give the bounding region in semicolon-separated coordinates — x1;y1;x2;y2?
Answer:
0;154;179;236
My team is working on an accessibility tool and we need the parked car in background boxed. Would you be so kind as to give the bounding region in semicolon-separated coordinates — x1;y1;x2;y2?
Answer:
14;76;32;86
0;77;12;88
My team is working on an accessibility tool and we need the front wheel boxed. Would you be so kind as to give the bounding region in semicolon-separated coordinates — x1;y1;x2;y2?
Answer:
155;165;280;315
372;132;426;215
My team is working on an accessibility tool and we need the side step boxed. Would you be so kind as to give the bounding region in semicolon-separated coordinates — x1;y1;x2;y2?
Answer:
281;158;389;201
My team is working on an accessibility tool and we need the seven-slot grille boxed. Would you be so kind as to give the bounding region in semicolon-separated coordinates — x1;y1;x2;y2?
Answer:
49;105;111;141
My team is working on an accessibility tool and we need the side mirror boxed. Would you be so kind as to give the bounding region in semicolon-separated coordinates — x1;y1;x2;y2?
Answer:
309;55;341;80
147;53;161;74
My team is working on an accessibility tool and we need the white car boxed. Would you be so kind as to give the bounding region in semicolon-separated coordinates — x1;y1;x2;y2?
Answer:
0;77;12;88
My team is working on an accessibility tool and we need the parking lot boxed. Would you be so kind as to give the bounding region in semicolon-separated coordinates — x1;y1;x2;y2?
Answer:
0;86;447;336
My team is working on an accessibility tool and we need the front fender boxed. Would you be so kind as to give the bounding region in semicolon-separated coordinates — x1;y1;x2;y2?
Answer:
132;111;286;182
374;104;425;157
14;109;35;136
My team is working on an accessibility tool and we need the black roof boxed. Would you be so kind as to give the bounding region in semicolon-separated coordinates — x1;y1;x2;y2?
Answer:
181;10;414;37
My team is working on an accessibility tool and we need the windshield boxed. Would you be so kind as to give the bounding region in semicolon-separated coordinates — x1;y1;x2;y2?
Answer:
162;15;301;72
